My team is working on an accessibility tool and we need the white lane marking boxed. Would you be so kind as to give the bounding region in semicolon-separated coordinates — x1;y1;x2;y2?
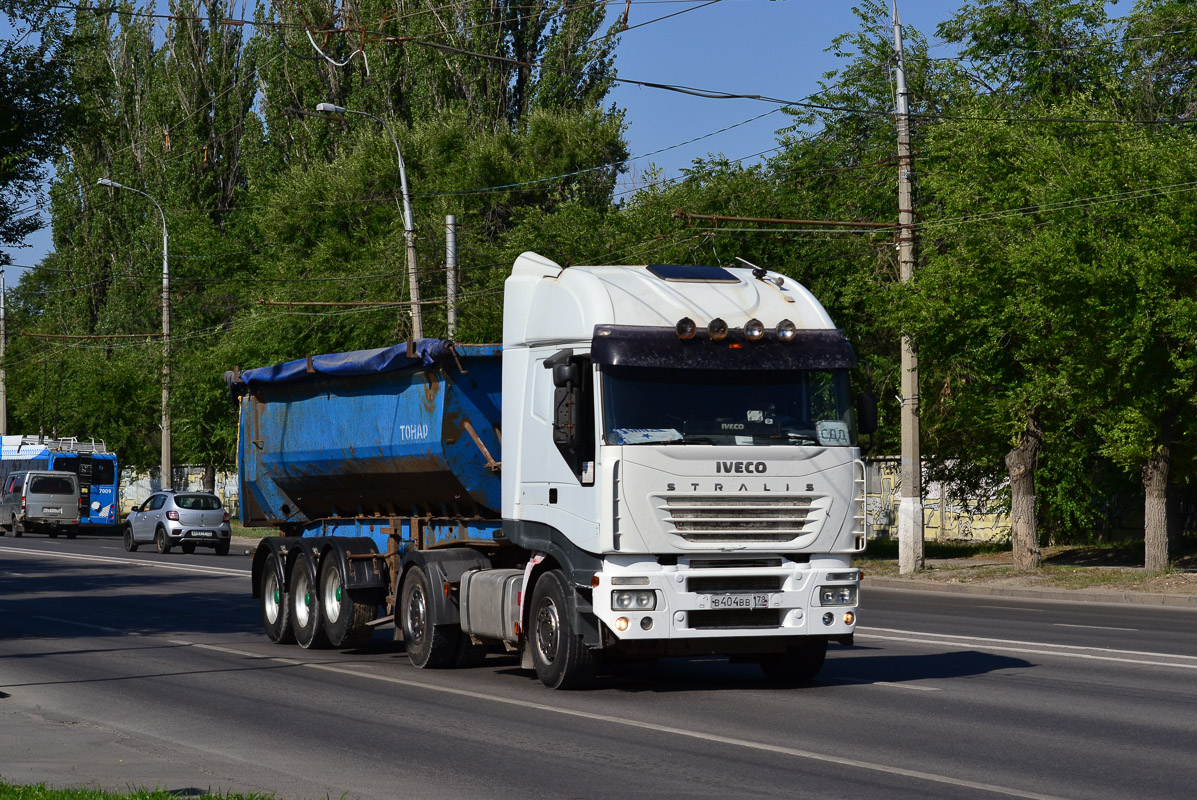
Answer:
832;676;940;691
1054;623;1137;632
0;546;248;577
170;639;1063;800
859;627;1197;669
976;605;1045;612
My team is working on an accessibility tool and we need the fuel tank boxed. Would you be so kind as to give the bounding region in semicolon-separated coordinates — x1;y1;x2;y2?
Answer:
232;340;502;526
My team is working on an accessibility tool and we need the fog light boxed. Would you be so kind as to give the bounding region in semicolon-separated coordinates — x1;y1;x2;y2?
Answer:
776;319;797;342
744;318;765;341
844;611;856;625
708;318;729;341
640;617;653;631
615;617;630;631
822;612;834;626
676;317;697;340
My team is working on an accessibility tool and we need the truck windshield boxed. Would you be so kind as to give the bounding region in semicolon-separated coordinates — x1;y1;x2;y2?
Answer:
601;366;856;446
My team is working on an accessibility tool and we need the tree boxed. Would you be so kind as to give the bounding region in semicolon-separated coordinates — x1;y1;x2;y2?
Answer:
0;1;77;265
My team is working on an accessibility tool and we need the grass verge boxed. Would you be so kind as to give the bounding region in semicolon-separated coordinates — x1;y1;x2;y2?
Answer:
0;785;272;800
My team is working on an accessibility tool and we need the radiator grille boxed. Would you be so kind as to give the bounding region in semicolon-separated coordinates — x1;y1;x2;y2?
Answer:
689;609;782;629
663;496;820;543
687;558;787;569
688;575;784;593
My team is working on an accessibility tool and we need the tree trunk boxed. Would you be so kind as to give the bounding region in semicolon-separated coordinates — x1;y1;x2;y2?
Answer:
1005;415;1043;571
202;462;216;494
1143;444;1171;572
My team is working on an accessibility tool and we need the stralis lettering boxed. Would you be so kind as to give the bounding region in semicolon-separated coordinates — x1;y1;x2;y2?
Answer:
666;481;797;492
716;461;767;474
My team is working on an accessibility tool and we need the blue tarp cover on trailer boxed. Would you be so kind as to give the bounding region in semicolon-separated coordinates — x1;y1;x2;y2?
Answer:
239;339;454;389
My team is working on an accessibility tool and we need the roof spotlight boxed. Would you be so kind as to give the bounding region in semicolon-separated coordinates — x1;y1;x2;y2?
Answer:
676;317;697;340
777;319;797;342
744;318;765;341
708;318;729;341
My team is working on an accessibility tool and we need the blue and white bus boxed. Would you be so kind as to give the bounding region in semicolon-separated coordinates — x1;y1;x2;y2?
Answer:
0;436;120;530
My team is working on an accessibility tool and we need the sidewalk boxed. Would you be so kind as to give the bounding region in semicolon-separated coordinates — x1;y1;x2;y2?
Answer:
864;570;1197;609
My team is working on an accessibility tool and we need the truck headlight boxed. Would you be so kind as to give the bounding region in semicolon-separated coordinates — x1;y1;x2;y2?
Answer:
818;586;857;606
612;590;657;610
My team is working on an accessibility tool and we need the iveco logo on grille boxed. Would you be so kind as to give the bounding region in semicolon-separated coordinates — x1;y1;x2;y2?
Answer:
721;423;745;430
716;461;767;474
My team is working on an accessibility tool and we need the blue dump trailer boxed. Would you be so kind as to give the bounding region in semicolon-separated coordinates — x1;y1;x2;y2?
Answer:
237;339;502;540
233;253;871;689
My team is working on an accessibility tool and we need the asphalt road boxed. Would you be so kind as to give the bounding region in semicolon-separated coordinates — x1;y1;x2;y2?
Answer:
3;533;1196;800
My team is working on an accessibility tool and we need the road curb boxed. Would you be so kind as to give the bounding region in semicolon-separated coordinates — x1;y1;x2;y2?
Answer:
865;576;1197;609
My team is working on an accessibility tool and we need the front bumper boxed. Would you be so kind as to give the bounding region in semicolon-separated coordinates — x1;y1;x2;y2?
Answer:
592;556;858;643
166;524;232;546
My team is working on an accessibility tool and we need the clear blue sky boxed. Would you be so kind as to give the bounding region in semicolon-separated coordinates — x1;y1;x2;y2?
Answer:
1;0;964;273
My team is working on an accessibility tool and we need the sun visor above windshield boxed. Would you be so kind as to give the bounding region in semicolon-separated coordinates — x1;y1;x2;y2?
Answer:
590;325;856;370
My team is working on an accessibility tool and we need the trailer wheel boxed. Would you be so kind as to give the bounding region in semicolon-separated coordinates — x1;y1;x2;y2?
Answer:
289;552;329;649
260;552;295;645
529;569;596;690
759;640;828;685
400;567;458;668
320;557;376;649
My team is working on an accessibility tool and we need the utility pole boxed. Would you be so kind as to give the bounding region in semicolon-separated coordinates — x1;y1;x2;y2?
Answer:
894;2;924;574
315;104;423;339
446;215;458;338
1;270;7;436
97;179;171;488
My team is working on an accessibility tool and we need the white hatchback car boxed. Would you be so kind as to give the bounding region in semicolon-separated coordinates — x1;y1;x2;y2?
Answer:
124;491;232;555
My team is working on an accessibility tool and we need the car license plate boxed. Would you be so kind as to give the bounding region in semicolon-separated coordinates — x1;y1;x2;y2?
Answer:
43;508;61;515
705;593;770;610
192;530;214;538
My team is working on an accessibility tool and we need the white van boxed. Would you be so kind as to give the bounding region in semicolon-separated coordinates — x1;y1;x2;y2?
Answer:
0;470;81;538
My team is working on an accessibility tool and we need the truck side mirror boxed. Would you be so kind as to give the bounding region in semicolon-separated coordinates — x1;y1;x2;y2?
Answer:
857;392;878;435
551;357;595;482
552;363;580;388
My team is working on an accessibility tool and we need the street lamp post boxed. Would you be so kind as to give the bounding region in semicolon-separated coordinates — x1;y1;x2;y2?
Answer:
97;178;171;489
315;103;423;339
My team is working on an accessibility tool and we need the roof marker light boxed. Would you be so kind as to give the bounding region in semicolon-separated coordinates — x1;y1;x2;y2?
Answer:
708;318;729;341
676;317;697;340
777;319;797;342
745;318;765;341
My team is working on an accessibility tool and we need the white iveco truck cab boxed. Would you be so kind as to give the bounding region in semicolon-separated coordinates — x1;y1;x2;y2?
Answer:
491;252;871;686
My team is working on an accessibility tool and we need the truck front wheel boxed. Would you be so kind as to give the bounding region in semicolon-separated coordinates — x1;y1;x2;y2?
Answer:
759;640;828;685
529;570;596;690
400;566;459;668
